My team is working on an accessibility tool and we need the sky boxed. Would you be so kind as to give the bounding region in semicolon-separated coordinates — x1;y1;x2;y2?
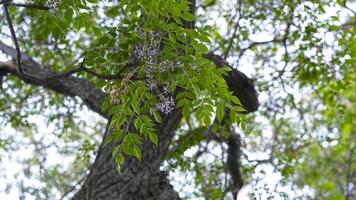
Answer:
0;0;355;199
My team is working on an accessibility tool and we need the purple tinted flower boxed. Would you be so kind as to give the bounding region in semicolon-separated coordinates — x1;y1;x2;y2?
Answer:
134;49;145;58
48;0;61;12
146;46;159;56
147;78;156;90
156;96;175;115
163;85;170;95
136;28;145;37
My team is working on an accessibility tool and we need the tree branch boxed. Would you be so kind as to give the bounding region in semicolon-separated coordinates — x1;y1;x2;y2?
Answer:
223;0;243;59
1;40;259;119
0;0;11;5
3;4;25;76
47;58;138;81
7;3;51;10
343;0;356;16
345;146;354;200
204;53;259;112
238;38;281;59
0;41;108;118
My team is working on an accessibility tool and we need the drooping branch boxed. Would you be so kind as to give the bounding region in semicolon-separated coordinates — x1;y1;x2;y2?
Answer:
343;0;356;16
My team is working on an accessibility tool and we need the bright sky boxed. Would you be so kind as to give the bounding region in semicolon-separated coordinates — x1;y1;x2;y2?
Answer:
0;1;355;200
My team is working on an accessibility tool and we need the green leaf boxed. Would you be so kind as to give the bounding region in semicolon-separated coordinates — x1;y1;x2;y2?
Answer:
132;98;140;113
230;96;242;105
168;32;176;43
216;103;224;123
181;12;196;21
112;130;125;141
204;115;212;127
148;132;158;145
101;96;111;112
151;109;162;123
133;145;142;160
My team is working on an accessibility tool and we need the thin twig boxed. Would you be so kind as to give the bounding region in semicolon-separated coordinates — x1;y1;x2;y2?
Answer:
345;146;354;200
46;59;135;82
237;6;295;63
238;38;281;59
210;12;254;53
343;0;356;16
278;8;294;77
223;0;243;59
4;4;25;76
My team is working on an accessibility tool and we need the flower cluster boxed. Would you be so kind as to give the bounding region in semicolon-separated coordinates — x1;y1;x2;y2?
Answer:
109;73;133;104
156;96;175;115
159;60;184;71
48;0;61;12
134;29;161;63
145;66;176;114
134;28;182;114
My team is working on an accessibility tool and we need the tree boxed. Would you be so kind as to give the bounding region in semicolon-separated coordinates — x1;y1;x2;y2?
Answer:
0;0;354;199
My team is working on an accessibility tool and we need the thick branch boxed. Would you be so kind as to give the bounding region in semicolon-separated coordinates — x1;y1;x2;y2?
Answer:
1;40;259;117
204;53;259;112
7;3;51;10
48;58;138;81
0;41;108;118
0;0;10;5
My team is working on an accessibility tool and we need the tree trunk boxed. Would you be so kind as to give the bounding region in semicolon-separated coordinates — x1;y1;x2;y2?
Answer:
74;110;182;200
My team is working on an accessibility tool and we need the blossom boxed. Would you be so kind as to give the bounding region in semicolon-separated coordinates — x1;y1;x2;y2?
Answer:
48;0;61;12
134;49;145;58
156;96;175;115
163;85;170;95
147;79;157;90
135;28;145;37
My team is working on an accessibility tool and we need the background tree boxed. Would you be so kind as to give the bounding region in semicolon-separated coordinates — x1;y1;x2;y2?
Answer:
0;0;354;200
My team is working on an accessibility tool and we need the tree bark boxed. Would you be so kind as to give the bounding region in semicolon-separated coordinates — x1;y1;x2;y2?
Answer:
74;111;182;200
0;41;107;118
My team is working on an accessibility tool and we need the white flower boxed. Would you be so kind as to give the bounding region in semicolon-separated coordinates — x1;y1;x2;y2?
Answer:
48;0;61;12
156;96;175;114
134;49;145;58
147;79;157;90
163;85;170;95
136;28;145;37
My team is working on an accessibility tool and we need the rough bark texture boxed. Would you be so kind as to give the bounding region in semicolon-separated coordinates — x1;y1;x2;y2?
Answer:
0;40;259;200
204;53;259;113
0;41;107;118
74;111;182;200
